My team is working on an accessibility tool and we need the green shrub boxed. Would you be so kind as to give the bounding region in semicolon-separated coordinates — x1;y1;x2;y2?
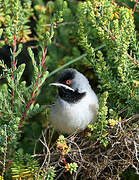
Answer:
0;0;138;179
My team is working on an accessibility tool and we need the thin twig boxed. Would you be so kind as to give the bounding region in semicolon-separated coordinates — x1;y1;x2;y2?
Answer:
18;47;47;127
132;0;138;14
39;134;50;170
133;140;139;163
124;114;139;123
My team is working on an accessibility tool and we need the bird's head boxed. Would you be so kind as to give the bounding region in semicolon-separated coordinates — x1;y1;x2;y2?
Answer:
49;68;91;103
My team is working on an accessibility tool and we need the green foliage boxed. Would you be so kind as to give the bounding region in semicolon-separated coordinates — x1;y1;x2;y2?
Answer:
35;0;67;45
11;151;56;179
0;0;138;179
0;0;33;46
57;135;70;155
0;0;53;179
11;151;39;179
65;162;78;175
44;167;56;180
88;91;109;147
0;43;49;151
76;0;138;146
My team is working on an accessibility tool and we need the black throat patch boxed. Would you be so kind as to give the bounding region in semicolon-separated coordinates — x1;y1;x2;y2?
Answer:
58;88;86;103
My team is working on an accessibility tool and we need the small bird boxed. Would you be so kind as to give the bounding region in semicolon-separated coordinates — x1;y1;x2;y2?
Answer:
49;68;99;134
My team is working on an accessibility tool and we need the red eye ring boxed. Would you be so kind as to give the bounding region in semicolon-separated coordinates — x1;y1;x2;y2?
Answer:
66;79;72;85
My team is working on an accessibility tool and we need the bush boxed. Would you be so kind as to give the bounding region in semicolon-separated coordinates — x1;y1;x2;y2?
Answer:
0;0;138;179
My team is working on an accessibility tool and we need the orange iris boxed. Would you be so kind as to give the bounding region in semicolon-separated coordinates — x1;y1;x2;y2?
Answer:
66;80;71;85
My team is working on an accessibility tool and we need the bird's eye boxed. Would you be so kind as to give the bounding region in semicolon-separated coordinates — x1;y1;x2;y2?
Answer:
66;79;72;85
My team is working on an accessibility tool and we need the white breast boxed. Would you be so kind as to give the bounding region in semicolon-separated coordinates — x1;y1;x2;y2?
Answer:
49;91;98;134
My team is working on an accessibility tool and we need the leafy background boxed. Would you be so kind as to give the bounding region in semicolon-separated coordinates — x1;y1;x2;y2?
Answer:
0;0;138;179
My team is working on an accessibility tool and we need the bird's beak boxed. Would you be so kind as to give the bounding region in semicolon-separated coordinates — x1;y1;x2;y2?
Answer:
49;82;74;91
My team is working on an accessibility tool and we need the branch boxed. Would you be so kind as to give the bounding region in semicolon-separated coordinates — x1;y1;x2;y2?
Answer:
124;114;139;123
18;47;47;127
132;0;138;14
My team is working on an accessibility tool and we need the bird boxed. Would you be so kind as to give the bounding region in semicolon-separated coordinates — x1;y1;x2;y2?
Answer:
49;68;99;135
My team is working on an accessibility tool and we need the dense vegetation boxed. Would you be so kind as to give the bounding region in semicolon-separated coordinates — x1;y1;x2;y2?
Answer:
0;0;138;179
